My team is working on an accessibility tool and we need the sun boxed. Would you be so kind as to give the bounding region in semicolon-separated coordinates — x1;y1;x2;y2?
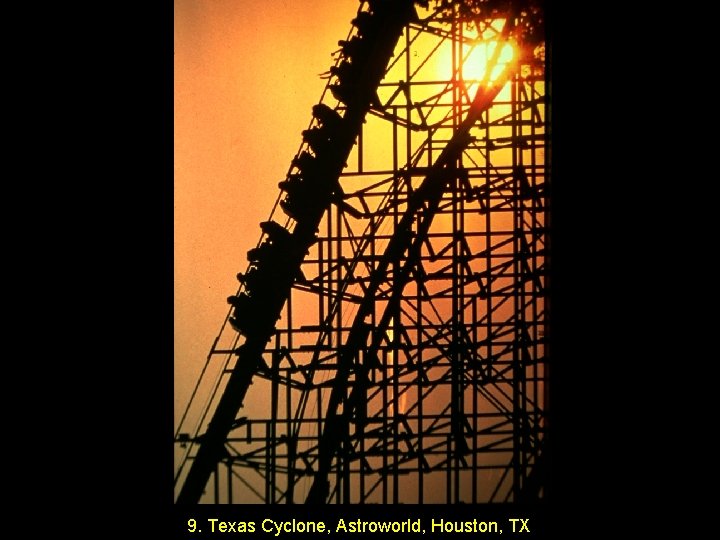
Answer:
461;39;515;84
430;17;517;87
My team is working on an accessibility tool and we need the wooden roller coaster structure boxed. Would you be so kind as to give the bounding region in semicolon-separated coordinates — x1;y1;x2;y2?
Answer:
175;0;548;504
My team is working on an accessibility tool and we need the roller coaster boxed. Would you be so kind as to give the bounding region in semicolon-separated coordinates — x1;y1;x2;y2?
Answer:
175;0;547;504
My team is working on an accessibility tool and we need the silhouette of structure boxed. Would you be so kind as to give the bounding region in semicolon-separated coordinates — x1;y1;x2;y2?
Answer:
175;0;547;504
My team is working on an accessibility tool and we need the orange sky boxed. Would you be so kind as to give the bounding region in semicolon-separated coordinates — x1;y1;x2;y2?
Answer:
174;0;357;419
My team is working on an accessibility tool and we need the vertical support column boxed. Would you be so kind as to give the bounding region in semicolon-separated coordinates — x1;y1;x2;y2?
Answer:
342;426;351;503
451;6;463;504
392;99;401;504
511;68;520;501
451;176;461;505
511;68;527;501
445;434;452;503
483;88;493;501
270;349;280;503
382;348;388;504
471;292;478;503
286;365;295;504
214;462;220;503
265;421;272;503
227;461;233;504
316;386;323;498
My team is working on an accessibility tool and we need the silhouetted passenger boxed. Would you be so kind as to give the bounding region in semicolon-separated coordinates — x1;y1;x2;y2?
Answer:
329;61;357;85
336;37;364;61
312;103;343;132
227;293;250;310
330;83;355;105
280;186;318;219
260;220;290;242
278;176;303;196
302;126;333;155
243;266;263;293
227;293;254;334
247;241;273;263
280;187;327;222
351;12;375;36
280;198;299;221
292;151;320;177
260;221;292;252
366;0;383;14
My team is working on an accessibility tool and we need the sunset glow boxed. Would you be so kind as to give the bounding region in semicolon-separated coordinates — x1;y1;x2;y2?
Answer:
461;40;515;84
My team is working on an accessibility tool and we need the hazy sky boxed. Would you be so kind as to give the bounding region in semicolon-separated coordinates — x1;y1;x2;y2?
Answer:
174;0;358;419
